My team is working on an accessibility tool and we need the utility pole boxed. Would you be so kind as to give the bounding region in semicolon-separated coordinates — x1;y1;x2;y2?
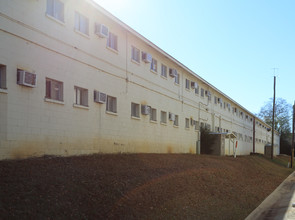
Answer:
271;73;276;160
291;102;295;168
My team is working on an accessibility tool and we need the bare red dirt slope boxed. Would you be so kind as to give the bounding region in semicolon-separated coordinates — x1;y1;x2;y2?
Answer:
0;154;292;219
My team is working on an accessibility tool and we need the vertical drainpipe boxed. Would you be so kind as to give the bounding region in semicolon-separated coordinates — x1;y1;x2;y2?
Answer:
253;117;256;153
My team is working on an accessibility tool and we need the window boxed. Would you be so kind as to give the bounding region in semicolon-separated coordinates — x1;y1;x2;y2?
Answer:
174;73;179;84
151;58;157;72
185;118;190;129
195;121;199;130
46;78;63;101
205;123;211;130
195;87;199;95
46;0;64;22
107;95;117;113
74;86;88;107
131;46;140;63
0;65;7;89
185;79;190;90
214;96;217;104
131;102;140;118
161;64;167;78
161;111;167;124
107;32;118;51
150;108;157;121
174;115;179;126
201;88;204;97
75;12;89;35
200;122;205;129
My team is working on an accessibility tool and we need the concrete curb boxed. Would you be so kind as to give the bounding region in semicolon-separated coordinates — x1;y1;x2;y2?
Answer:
245;171;295;220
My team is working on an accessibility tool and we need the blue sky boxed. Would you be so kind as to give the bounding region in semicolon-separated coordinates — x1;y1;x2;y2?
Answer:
94;0;295;114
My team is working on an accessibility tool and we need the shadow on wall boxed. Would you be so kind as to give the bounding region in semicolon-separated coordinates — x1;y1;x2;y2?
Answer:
200;128;215;155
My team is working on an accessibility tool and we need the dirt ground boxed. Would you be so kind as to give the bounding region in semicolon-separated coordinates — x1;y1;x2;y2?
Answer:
0;154;292;220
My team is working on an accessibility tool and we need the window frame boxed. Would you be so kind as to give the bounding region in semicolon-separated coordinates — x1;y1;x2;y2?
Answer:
150;108;157;122
0;65;7;90
45;78;64;102
173;114;179;127
161;64;167;78
131;102;140;118
46;0;64;23
131;46;140;63
185;79;190;90
106;95;117;113
174;73;179;84
160;111;167;124
150;58;157;72
74;11;89;36
107;32;118;51
185;118;190;129
74;86;88;107
200;88;204;97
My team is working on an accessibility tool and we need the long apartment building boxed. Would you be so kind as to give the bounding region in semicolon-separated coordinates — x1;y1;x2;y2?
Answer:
0;0;280;160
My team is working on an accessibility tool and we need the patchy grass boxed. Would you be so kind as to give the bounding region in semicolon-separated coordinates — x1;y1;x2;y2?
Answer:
0;154;292;219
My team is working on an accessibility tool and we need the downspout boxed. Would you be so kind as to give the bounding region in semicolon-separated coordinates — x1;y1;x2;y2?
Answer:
253;117;256;153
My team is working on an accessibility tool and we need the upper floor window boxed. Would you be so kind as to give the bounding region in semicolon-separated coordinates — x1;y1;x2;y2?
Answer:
131;46;140;63
150;58;157;72
0;65;7;90
174;73;179;84
107;95;117;113
75;12;89;35
161;64;167;78
74;86;88;107
185;79;190;90
107;32;118;51
46;78;63;101
200;88;204;97
46;0;64;22
195;87;199;95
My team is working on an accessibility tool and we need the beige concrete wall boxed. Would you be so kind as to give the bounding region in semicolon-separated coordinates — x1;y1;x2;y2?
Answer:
0;0;280;159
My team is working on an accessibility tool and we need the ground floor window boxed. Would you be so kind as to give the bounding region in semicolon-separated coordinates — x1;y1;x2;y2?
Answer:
46;78;63;101
131;102;140;118
74;86;88;107
161;111;167;124
150;108;157;121
0;65;7;89
107;95;117;113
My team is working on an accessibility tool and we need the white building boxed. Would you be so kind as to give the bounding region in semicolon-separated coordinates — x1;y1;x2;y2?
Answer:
0;0;280;160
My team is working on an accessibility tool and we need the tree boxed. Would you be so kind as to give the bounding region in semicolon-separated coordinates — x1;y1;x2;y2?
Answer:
257;97;292;155
257;98;291;134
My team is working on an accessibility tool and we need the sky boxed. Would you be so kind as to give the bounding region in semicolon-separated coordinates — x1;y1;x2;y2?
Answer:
94;0;295;115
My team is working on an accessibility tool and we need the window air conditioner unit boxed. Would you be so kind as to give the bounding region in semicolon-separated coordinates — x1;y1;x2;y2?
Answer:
205;90;211;97
17;69;37;87
169;68;177;78
95;23;109;38
141;105;150;115
141;52;152;63
191;82;198;89
94;91;107;103
169;112;175;121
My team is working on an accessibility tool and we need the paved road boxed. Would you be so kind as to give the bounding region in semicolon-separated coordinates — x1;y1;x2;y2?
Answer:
246;171;295;220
